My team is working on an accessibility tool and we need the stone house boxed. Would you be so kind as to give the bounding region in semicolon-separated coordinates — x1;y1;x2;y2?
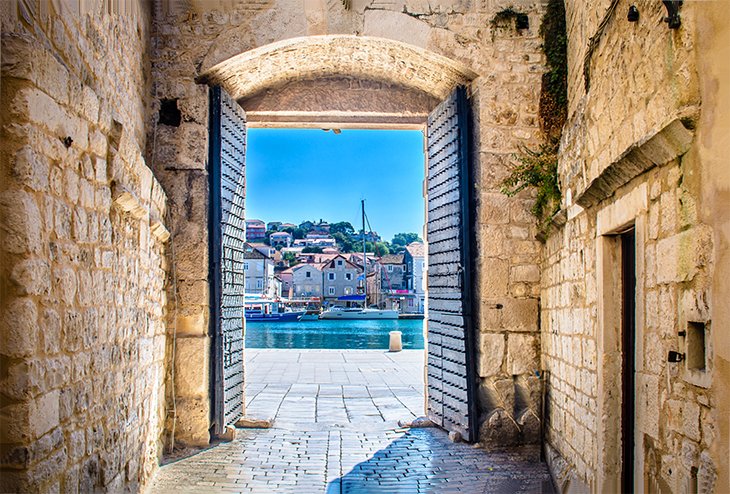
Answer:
1;1;729;493
380;253;406;291
291;263;324;299
321;255;361;305
379;253;406;311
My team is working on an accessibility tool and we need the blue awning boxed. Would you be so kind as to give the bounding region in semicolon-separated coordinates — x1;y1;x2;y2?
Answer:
337;294;366;301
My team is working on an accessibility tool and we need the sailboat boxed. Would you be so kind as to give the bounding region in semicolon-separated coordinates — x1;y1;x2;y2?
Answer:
320;200;399;320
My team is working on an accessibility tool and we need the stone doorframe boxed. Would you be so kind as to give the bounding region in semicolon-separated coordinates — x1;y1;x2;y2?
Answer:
170;35;481;446
595;183;648;493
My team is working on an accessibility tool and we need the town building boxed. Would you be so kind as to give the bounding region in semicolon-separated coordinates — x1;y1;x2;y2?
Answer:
310;220;330;234
291;263;324;299
404;242;426;314
244;219;266;242
379;253;407;311
352;230;380;243
321;255;361;305
266;221;282;231
243;243;276;299
269;231;293;248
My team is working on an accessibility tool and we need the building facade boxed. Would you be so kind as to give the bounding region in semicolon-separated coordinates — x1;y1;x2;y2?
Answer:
404;242;426;314
291;263;323;299
243;243;276;298
245;219;266;242
321;255;360;305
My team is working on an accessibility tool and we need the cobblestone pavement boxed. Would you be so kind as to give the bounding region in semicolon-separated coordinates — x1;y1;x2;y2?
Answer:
151;350;555;493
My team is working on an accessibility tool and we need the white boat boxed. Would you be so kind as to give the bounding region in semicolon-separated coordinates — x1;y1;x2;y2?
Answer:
319;200;400;321
298;309;321;321
320;306;399;320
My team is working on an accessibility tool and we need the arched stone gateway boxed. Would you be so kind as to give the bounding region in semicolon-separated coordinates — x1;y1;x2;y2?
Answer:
152;2;547;456
204;36;481;440
4;0;729;491
198;35;477;127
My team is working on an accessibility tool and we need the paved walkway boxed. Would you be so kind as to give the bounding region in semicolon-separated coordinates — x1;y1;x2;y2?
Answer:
150;350;555;493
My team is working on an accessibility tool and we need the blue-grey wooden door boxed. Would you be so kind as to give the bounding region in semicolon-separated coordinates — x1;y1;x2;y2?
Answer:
425;86;478;442
208;85;246;435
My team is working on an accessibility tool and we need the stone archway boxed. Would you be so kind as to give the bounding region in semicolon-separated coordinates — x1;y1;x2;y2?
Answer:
198;35;476;128
152;3;546;450
204;34;479;440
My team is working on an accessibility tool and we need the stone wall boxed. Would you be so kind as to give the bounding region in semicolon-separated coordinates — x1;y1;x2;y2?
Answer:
0;2;169;492
543;1;727;491
151;0;547;446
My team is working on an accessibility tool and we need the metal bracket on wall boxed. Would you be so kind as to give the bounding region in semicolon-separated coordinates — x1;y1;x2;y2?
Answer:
662;0;682;29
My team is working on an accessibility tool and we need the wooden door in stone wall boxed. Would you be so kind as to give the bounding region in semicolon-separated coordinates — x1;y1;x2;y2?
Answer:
425;86;478;442
208;85;246;436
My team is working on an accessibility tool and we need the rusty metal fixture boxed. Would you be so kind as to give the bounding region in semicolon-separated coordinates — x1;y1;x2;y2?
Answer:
662;0;682;29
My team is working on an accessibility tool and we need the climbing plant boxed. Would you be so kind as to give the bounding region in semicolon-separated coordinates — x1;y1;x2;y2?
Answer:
539;0;568;139
500;140;561;232
501;0;567;234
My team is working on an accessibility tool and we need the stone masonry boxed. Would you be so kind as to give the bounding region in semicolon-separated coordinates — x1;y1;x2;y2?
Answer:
541;1;730;492
151;0;547;451
1;1;169;492
4;1;730;493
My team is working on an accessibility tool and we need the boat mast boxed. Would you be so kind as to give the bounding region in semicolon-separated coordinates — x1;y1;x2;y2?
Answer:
362;199;367;306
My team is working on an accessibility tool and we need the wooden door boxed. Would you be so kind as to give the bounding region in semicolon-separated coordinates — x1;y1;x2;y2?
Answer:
425;86;478;442
208;86;247;435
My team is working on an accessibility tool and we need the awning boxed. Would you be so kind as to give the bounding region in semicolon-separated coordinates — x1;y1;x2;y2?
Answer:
337;294;366;301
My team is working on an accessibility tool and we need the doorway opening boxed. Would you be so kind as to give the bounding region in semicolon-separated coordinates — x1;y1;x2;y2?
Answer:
621;228;637;492
242;126;428;428
203;33;479;442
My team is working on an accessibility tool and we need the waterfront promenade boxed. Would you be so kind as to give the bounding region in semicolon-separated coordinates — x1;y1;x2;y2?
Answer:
151;350;554;493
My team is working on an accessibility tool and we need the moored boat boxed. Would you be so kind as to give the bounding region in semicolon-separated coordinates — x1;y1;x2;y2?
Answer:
298;309;321;321
320;306;399;320
245;299;305;322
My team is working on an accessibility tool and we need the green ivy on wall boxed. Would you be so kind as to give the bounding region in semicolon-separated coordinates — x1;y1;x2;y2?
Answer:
500;0;567;235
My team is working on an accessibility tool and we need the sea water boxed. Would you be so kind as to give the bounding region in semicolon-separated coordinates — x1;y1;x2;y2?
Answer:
245;318;425;350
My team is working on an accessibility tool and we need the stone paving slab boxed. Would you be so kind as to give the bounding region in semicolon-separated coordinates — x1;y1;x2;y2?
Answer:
150;350;554;493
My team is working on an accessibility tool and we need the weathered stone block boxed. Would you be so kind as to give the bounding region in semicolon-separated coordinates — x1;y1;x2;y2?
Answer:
12;146;50;192
0;190;42;255
175;306;209;337
507;333;539;375
501;298;538;332
656;227;712;284
510;264;540;283
173;397;211;447
479;409;521;448
1;297;39;358
175;336;210;398
10;258;51;297
479;192;511;225
480;258;509;298
477;333;504;377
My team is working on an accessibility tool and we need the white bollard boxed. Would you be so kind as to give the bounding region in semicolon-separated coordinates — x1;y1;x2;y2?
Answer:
389;331;402;352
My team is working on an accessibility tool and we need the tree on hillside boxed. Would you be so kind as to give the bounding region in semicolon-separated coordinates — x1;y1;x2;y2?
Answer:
364;241;390;257
330;221;355;236
332;232;355;253
291;227;306;240
282;251;298;267
302;246;323;254
391;232;422;247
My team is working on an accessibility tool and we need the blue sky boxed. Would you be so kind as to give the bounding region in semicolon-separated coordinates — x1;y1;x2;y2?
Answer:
245;128;425;243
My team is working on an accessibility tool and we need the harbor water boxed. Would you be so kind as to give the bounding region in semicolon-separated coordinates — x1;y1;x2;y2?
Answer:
245;318;425;350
